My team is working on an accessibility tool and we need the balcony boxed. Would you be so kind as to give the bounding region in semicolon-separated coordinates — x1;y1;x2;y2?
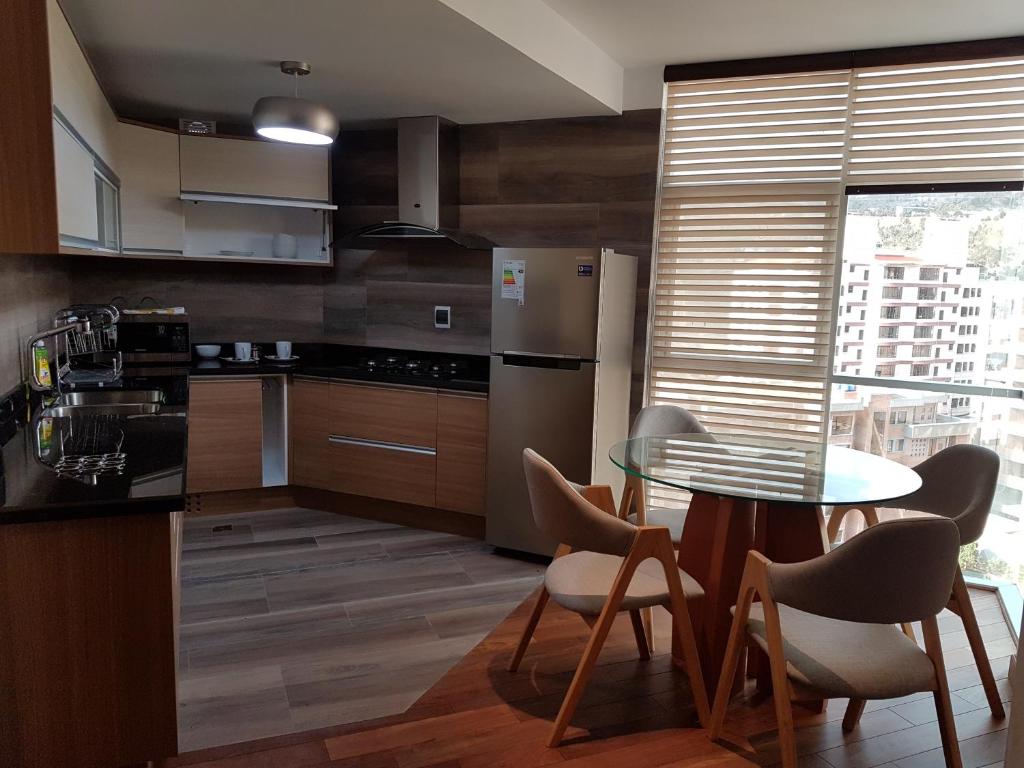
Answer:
904;414;977;439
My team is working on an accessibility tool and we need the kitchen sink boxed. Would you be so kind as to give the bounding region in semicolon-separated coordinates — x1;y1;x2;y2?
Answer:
41;389;163;417
42;403;161;417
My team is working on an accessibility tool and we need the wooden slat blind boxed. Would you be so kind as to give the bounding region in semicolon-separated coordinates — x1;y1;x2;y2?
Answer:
649;54;1024;512
664;71;851;186
848;57;1024;183
649;183;839;444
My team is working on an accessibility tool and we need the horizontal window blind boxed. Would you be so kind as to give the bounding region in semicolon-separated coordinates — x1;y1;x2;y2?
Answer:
650;183;840;441
848;57;1024;183
650;54;1024;510
664;71;851;186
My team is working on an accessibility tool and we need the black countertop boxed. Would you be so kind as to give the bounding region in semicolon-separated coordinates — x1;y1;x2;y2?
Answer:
0;344;487;525
0;372;188;525
188;343;490;393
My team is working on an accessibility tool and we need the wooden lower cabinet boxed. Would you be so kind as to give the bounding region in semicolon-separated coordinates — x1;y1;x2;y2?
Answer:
290;377;331;489
327;382;438;507
186;378;263;493
329;439;437;507
287;379;489;513
0;513;179;767
436;392;488;516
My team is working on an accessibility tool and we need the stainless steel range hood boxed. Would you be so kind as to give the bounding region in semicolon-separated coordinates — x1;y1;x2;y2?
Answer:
344;116;493;250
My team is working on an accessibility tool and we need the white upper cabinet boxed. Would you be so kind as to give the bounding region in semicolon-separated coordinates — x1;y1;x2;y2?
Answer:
179;135;330;203
52;118;99;243
47;0;118;174
117;123;184;254
47;0;120;250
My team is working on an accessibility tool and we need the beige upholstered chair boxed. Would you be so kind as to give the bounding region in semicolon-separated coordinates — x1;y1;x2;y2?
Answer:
826;444;1005;721
509;449;710;747
618;404;708;538
616;405;708;651
710;517;964;768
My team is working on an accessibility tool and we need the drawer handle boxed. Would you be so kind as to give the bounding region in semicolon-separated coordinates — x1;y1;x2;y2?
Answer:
328;435;436;456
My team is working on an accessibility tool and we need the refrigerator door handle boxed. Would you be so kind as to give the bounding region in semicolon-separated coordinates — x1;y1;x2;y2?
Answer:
500;352;585;370
500;350;581;360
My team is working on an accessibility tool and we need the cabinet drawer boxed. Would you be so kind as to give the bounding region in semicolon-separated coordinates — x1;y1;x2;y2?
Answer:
329;437;436;507
329;383;437;448
436;393;488;516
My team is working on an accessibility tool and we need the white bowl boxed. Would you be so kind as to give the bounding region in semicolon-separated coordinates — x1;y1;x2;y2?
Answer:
195;344;221;359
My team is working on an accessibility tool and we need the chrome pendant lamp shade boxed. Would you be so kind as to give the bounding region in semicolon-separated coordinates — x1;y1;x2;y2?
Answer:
252;61;338;145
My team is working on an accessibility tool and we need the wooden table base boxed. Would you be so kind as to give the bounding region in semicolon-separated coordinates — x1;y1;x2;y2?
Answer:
675;493;829;701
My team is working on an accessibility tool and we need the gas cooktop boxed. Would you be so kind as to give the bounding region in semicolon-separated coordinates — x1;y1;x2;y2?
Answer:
360;354;469;380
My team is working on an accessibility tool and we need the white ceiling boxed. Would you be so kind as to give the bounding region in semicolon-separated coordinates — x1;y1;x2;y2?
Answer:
59;0;1024;126
56;0;622;127
546;0;1024;109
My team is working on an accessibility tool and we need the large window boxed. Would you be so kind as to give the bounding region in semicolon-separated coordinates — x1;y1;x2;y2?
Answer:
831;190;1024;586
651;49;1024;588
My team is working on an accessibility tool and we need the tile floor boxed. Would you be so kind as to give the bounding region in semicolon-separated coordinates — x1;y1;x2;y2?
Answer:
177;507;545;751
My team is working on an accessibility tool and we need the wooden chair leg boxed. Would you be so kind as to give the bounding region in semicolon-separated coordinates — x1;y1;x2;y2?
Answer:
508;587;550;673
950;567;1005;719
901;622;917;644
826;506;850;544
709;570;756;741
641;606;656;654
629;609;651;661
842;699;866;733
548;590;625;746
922;616;963;768
759;578;798;767
547;531;655;747
651;529;711;727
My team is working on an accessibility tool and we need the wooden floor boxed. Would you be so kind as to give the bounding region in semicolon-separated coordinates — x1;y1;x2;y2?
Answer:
178;508;545;751
167;573;1015;768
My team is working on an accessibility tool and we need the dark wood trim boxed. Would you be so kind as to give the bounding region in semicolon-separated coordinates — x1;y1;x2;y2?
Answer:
0;0;59;255
665;51;852;83
854;36;1024;69
665;35;1024;82
845;181;1024;196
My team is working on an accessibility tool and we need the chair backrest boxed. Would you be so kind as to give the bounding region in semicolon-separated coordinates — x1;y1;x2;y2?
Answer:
522;449;637;556
766;517;960;624
630;405;707;439
895;444;998;545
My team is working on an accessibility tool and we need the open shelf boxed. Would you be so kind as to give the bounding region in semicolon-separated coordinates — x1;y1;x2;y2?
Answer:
180;191;337;211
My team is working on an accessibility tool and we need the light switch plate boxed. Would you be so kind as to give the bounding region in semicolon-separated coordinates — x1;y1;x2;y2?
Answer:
434;305;451;329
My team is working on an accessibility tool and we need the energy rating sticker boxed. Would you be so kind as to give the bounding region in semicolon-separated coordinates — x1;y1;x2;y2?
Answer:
501;259;526;305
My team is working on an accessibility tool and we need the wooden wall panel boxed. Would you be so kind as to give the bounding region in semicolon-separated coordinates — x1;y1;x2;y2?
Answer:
0;0;59;254
0;513;178;767
328;109;661;416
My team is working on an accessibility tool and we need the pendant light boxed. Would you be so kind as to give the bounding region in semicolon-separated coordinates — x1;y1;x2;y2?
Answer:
252;61;339;145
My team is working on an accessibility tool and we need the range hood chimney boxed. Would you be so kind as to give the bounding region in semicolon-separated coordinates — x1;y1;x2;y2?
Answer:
344;116;492;249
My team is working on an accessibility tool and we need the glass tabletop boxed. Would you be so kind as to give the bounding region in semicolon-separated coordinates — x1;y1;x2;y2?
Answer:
609;433;922;506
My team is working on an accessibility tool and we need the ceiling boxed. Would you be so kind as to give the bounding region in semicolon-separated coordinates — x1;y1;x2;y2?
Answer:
59;0;1024;127
56;0;622;127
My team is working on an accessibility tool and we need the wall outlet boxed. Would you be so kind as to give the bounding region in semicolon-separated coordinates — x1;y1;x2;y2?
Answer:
434;306;451;329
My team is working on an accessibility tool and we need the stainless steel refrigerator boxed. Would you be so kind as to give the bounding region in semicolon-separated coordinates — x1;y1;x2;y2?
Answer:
486;247;637;555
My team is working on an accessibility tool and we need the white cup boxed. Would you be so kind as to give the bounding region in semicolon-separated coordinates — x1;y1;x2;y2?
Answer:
272;233;298;259
234;342;252;361
275;341;292;359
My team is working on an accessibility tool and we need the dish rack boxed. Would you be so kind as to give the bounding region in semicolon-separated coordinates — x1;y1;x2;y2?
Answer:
35;414;127;486
41;305;123;389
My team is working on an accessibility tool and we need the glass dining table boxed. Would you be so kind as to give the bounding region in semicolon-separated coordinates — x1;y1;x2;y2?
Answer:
608;432;922;698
